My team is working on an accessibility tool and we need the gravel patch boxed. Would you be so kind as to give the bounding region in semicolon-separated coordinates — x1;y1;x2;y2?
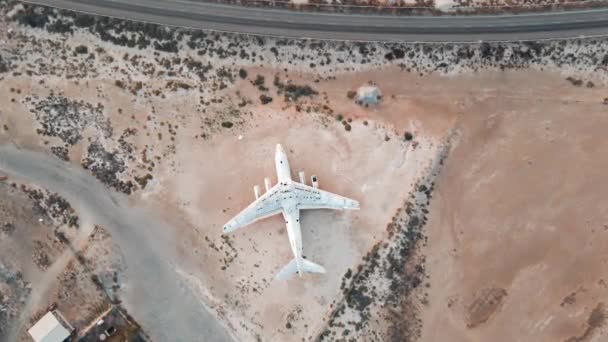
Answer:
81;141;135;195
26;95;112;146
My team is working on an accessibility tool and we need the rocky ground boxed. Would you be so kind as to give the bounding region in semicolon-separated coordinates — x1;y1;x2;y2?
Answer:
0;181;70;340
0;179;124;341
1;1;608;341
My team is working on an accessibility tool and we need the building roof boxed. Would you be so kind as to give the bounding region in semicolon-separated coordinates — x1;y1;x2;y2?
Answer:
28;311;71;342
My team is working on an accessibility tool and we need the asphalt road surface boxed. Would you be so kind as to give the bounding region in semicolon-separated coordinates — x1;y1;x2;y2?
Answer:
23;0;608;41
0;144;233;342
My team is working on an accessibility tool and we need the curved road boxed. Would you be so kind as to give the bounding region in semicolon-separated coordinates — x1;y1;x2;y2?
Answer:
0;144;233;342
23;0;608;41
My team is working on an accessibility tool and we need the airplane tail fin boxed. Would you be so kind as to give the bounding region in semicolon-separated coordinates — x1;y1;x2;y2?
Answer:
275;258;326;280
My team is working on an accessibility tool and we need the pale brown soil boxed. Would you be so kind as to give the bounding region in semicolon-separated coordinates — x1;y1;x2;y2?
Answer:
146;67;452;341
5;52;608;340
420;70;608;342
3;5;608;341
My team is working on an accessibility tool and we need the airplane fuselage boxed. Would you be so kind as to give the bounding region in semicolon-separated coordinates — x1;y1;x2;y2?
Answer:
275;145;304;275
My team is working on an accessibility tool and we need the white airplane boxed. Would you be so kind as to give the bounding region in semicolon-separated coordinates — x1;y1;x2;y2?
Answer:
223;144;360;280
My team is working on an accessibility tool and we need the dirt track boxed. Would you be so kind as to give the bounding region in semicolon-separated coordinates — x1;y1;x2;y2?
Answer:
0;145;234;342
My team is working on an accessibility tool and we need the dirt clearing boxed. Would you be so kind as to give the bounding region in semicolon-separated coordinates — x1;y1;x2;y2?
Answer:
420;71;608;342
3;3;608;341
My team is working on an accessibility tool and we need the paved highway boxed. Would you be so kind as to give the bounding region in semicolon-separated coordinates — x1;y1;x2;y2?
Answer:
23;0;608;41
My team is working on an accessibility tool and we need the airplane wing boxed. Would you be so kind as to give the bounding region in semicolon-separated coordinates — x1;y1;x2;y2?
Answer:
223;185;283;233
293;183;360;210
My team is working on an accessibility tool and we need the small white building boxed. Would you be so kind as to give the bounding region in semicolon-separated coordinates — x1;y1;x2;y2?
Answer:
28;310;73;342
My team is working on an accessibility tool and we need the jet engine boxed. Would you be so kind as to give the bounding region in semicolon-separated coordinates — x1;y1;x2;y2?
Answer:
311;175;319;188
298;171;306;184
254;185;261;199
264;177;272;191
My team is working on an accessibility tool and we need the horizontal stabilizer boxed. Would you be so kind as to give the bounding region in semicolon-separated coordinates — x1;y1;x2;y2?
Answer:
275;258;326;280
302;259;326;274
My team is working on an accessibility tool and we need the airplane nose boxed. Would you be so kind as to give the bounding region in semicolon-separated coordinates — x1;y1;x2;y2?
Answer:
276;144;284;154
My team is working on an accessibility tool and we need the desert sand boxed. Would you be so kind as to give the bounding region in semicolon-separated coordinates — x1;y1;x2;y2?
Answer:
420;72;608;342
1;3;608;341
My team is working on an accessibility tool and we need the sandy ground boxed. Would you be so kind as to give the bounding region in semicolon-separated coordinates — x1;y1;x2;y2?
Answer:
158;88;447;341
2;3;608;342
420;72;608;342
0;9;453;338
0;26;453;340
6;60;608;341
